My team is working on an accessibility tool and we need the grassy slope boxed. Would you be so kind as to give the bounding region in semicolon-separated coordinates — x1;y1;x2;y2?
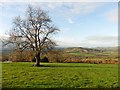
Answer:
2;62;118;88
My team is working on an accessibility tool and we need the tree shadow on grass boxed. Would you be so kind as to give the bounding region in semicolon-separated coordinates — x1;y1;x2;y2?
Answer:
31;64;92;68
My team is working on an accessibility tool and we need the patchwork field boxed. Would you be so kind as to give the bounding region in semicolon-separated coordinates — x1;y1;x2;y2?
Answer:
2;62;119;88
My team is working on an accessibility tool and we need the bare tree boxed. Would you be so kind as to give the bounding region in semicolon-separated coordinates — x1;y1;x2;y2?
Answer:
3;5;59;66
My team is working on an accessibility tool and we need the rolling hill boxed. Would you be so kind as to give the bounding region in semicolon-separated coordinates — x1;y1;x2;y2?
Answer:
62;46;118;53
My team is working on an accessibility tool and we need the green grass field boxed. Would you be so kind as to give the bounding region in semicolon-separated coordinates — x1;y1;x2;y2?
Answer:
2;62;119;88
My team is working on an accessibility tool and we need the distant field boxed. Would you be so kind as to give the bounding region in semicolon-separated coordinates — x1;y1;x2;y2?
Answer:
68;52;96;57
2;62;118;88
68;51;118;57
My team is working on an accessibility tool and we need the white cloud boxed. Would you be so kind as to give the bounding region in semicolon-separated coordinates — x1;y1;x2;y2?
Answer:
0;2;113;25
46;2;63;9
26;2;63;10
37;2;103;24
0;21;9;38
85;36;118;42
56;35;118;47
64;2;104;18
104;8;118;22
80;36;118;47
61;2;104;24
0;34;9;40
56;37;80;47
72;3;101;15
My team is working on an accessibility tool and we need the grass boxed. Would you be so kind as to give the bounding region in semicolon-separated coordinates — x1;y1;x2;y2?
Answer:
2;62;119;88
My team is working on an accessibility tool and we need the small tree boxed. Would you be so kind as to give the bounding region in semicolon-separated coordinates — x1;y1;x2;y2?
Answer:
3;5;59;66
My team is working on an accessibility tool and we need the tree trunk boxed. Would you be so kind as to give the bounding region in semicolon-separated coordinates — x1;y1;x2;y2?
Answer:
35;52;40;66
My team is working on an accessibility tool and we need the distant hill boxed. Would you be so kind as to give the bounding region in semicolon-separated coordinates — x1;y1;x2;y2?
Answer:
61;46;118;54
94;47;118;53
63;47;102;53
0;41;14;54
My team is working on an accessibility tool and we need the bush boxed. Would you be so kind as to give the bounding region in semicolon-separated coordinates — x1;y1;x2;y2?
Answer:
2;50;35;62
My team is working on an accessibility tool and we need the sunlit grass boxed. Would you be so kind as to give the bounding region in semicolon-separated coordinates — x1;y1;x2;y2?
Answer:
2;62;118;88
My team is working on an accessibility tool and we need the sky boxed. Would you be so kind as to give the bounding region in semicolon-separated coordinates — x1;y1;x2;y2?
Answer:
0;0;119;47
